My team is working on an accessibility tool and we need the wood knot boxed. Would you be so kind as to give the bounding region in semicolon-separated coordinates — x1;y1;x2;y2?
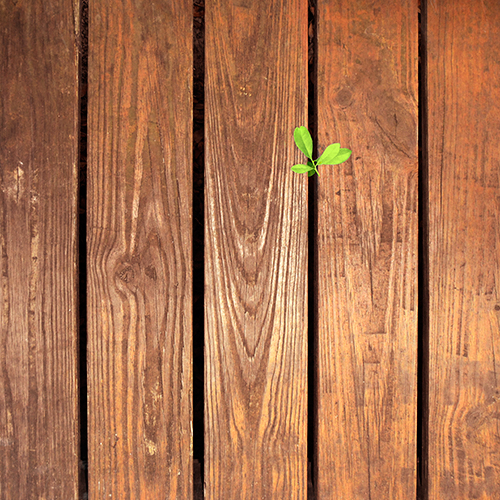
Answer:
336;88;353;107
117;265;135;283
145;265;157;281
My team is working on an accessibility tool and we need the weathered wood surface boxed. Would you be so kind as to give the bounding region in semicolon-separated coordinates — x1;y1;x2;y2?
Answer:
315;0;419;498
87;0;193;497
427;0;500;498
0;0;81;498
204;0;309;498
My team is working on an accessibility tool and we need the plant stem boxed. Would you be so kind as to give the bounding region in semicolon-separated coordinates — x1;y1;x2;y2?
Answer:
313;159;320;177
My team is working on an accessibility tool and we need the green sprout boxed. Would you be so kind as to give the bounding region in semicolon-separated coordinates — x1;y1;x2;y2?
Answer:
291;126;352;177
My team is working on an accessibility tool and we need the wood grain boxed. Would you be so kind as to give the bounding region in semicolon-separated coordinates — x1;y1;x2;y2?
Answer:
0;0;81;498
87;0;193;497
427;0;500;498
315;0;418;498
204;0;308;498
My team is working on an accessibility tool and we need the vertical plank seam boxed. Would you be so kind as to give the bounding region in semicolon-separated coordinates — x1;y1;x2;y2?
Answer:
78;0;89;498
307;0;318;499
417;0;429;498
193;0;206;498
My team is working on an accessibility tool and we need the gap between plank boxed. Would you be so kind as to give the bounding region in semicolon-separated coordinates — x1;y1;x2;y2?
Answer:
417;0;429;498
307;0;318;498
193;0;206;497
78;0;89;497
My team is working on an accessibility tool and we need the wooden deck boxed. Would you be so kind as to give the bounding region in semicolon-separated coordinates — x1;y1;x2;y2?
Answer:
1;0;500;498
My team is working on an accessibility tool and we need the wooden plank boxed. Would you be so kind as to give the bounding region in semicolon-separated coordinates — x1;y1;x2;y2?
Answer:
427;1;500;497
315;0;418;497
204;0;308;498
87;0;193;497
0;0;81;498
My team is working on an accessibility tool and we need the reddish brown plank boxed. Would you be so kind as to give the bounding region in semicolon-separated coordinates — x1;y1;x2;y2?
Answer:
204;0;308;498
87;0;193;497
316;0;419;498
0;0;81;498
427;1;500;498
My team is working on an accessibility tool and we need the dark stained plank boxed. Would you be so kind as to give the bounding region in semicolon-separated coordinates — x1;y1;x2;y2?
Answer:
87;0;193;497
315;0;418;497
427;1;500;497
0;0;81;498
204;0;308;498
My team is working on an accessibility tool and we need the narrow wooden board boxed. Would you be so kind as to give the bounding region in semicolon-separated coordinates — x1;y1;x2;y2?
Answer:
204;0;308;498
316;0;419;497
427;1;500;497
87;0;193;497
0;0;81;498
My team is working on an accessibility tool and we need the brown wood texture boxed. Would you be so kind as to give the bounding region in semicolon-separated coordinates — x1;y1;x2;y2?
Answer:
204;0;308;498
427;0;500;498
87;0;193;497
0;0;81;498
316;0;418;498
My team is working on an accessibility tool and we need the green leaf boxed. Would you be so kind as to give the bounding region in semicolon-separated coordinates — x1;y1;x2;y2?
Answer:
291;164;314;174
328;148;352;165
316;143;341;165
308;169;316;177
293;126;313;159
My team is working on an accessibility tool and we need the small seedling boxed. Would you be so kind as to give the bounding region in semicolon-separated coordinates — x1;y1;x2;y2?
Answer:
291;126;352;177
